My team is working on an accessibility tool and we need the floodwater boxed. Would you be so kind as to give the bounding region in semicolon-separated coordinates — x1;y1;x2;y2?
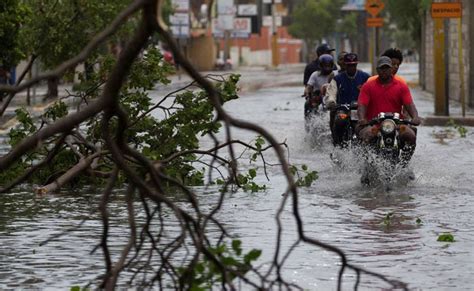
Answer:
1;82;473;290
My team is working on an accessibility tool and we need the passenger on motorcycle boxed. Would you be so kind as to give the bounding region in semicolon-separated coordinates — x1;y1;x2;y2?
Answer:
367;48;406;84
303;54;336;117
356;56;421;164
367;48;418;119
303;43;336;86
324;53;370;145
337;51;348;74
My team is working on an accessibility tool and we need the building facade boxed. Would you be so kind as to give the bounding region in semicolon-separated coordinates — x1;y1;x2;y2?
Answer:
420;0;473;109
186;0;303;70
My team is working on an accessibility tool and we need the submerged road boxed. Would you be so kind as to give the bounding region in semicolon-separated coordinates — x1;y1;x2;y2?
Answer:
0;64;473;290
202;71;474;289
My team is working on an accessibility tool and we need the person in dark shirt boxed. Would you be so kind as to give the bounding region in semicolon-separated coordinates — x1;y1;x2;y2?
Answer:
303;43;335;86
324;53;370;146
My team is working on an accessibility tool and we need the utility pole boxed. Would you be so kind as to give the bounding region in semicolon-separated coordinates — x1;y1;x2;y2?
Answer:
431;2;462;116
271;0;279;67
469;0;474;108
433;17;446;115
224;30;231;61
364;0;384;75
218;0;234;64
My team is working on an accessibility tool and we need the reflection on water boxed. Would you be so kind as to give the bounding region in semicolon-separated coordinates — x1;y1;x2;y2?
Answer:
1;86;474;290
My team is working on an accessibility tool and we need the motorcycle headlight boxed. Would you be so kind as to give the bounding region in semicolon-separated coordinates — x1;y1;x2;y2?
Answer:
380;119;396;134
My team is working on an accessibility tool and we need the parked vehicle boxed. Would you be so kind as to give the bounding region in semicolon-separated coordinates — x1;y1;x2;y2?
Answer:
215;58;233;71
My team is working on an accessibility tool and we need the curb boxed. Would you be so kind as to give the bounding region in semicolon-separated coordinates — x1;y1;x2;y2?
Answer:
423;115;474;127
239;80;300;93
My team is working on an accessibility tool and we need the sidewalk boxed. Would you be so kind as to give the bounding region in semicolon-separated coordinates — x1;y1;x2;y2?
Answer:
394;63;474;126
160;63;305;93
0;84;75;132
0;65;305;131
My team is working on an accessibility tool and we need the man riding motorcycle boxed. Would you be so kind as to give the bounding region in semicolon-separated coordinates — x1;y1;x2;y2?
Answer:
324;53;370;146
303;43;336;86
367;48;413;118
303;54;336;118
356;56;421;181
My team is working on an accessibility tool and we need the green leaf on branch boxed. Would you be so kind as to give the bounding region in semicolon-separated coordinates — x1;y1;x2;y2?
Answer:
290;164;318;187
232;239;242;256
243;249;262;265
248;168;257;179
255;136;265;150
44;101;68;121
179;240;261;289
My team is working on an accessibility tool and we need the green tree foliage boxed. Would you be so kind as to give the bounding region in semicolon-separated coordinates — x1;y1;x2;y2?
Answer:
288;0;345;53
336;12;358;52
20;0;130;69
0;48;242;188
179;239;261;290
385;0;431;46
0;0;30;68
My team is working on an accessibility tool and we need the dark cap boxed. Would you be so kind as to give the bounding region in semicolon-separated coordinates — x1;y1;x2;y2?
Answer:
343;53;358;64
316;43;335;55
337;51;348;61
376;56;393;68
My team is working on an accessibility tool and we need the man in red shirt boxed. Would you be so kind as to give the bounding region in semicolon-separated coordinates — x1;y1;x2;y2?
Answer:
357;56;421;164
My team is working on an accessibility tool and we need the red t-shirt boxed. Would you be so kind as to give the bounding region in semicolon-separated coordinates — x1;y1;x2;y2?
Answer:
367;74;407;84
358;76;413;120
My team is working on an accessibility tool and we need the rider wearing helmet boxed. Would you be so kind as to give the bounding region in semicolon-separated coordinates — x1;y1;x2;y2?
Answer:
303;43;336;86
303;54;336;117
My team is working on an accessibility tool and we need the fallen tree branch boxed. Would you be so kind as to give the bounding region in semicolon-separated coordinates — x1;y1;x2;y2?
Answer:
35;151;102;195
0;134;67;194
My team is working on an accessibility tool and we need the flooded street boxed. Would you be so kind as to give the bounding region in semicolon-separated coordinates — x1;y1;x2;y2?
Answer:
1;70;474;290
212;83;474;290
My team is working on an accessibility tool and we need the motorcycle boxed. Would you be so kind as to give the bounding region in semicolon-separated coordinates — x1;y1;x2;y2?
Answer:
303;89;324;132
360;112;417;185
304;90;322;117
331;101;358;147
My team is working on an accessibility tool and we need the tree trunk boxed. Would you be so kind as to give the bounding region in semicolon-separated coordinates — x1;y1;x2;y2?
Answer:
84;61;94;81
47;77;59;99
349;38;355;54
